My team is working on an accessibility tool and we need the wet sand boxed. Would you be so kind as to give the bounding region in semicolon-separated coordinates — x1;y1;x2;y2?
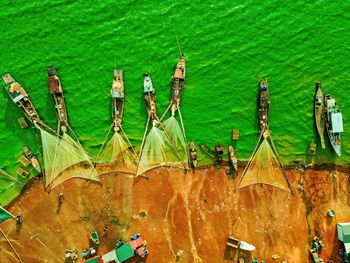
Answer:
0;165;349;262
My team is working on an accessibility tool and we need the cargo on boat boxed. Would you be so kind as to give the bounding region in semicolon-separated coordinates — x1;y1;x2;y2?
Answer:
143;73;157;120
258;79;269;132
228;145;238;172
3;73;40;123
324;94;343;156
111;69;125;131
190;139;197;168
314;82;325;149
47;65;68;133
170;54;185;113
23;145;41;173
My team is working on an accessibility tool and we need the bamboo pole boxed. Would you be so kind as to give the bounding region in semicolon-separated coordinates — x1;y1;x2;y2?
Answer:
0;228;24;263
158;103;172;124
177;106;189;168
93;122;114;165
0;169;23;185
138;114;151;161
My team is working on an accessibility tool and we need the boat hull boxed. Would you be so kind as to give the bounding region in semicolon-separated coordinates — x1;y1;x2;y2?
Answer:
314;83;325;148
143;73;157;120
190;139;197;168
23;146;41;173
325;94;342;156
111;69;125;129
258;80;269;131
170;55;185;110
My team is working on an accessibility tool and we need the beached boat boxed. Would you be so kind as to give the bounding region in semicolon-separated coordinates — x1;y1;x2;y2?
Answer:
23;146;41;173
111;69;124;131
324;94;343;156
228;145;238;171
3;73;39;123
314;83;325;149
190;139;197;168
258;79;269;132
170;54;185;113
143;73;157;120
199;143;218;160
47;65;68;133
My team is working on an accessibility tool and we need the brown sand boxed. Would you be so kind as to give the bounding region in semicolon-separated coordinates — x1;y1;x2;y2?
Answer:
0;165;349;262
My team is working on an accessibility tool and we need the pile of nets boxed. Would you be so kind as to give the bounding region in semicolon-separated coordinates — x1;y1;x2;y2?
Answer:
40;129;99;189
137;125;183;176
99;131;137;174
237;136;290;192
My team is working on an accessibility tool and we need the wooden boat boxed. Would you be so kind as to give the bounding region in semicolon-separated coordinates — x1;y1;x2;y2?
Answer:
308;142;317;156
23;146;41;173
111;69;124;131
47;65;68;133
170;54;185;113
18;155;30;167
18;117;28;129
3;73;40;123
232;129;239;140
190;139;197;168
199;143;218;160
143;73;157;120
16;167;29;178
258;79;269;131
228;145;238;171
324;94;343;156
314;83;325;149
215;145;224;160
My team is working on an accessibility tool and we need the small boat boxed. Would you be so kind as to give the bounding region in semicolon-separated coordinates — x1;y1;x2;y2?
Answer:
215;145;224;160
23;146;41;173
190;139;197;168
324;94;343;156
18;155;30;167
170;54;185;113
199;143;219;160
16;167;29;178
111;69;124;131
228;145;238;171
258;79;269;132
314;83;325;149
308;142;317;156
232;129;239;140
18;117;28;129
143;73;157;120
47;65;68;133
3;73;40;123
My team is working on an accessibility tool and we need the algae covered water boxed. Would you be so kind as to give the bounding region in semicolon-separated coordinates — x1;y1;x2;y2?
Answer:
0;0;349;205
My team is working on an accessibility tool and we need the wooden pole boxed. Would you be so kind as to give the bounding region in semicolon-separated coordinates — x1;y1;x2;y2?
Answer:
0;169;23;185
0;228;24;263
158;102;172;124
178;106;189;168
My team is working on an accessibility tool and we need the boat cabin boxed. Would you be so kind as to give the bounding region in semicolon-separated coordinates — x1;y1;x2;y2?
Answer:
48;75;62;94
331;112;343;133
143;74;154;93
5;83;26;103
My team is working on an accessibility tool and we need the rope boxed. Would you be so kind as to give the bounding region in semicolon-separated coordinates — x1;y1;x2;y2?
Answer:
120;125;139;162
137;114;150;162
34;127;45;179
0;169;23;185
93;123;114;165
48;122;61;189
0;228;24;263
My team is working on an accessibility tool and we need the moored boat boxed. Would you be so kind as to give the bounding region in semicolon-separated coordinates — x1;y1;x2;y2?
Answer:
170;54;185;113
143;73;157;121
314;83;325;149
324;94;343;156
111;69;125;131
190;139;197;168
23;146;41;173
258;79;269;132
228;145;238;172
3;73;40;123
199;143;219;160
47;65;68;133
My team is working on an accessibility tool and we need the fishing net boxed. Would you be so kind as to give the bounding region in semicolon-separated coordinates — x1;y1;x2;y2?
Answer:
162;116;188;165
99;131;137;174
40;129;99;189
137;126;183;176
237;138;290;191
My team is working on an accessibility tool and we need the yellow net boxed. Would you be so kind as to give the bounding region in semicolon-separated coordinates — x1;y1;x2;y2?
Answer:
237;138;290;191
137;126;183;176
40;129;99;188
99;131;137;174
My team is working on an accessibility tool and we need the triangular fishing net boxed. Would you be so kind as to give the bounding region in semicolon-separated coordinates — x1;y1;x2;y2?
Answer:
40;129;99;188
162;116;188;166
237;138;290;191
99;131;137;174
137;126;183;176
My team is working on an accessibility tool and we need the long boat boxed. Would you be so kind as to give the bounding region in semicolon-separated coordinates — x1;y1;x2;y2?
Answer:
23;146;41;173
3;73;40;123
190;139;197;168
111;69;124;131
324;94;343;156
228;145;238;172
143;73;157;121
199;143;219;160
170;54;185;113
258;79;269;132
314;82;325;149
47;65;68;133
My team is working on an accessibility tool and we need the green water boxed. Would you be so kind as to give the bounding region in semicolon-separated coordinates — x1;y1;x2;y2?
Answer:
0;0;349;205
